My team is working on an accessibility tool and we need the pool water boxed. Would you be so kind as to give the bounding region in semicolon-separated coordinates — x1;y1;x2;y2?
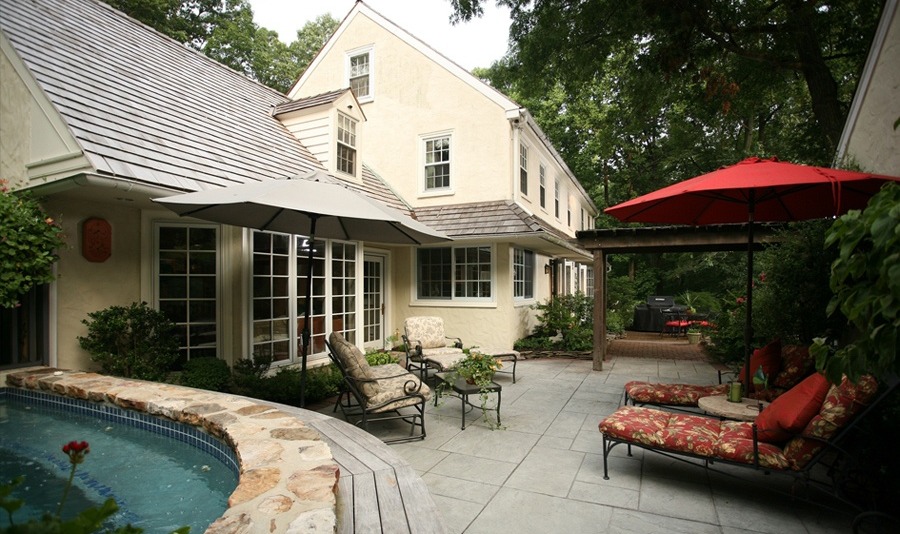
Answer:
0;395;238;533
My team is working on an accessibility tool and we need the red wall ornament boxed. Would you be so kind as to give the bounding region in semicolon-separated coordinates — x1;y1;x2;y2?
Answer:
82;217;111;262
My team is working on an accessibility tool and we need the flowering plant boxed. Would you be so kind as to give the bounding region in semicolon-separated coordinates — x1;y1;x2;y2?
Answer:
454;350;503;388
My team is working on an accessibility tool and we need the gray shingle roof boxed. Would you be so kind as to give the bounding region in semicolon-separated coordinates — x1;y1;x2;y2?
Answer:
1;0;325;192
272;89;350;117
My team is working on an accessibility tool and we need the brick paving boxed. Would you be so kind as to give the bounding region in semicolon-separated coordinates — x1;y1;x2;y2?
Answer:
607;330;710;361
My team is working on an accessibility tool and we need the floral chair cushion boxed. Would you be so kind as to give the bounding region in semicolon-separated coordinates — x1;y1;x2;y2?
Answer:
404;316;455;349
772;345;815;389
329;332;378;398
366;363;432;412
625;381;728;406
755;372;830;443
782;374;878;470
599;406;789;470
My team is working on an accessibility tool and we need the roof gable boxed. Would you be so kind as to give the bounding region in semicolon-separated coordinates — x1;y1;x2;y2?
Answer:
289;1;518;112
1;0;323;193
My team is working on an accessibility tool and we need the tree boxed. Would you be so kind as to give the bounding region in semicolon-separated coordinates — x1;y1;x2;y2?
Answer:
453;0;882;157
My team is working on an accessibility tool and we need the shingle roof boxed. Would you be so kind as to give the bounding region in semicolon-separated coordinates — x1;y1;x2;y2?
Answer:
272;89;349;117
1;0;324;192
414;200;581;245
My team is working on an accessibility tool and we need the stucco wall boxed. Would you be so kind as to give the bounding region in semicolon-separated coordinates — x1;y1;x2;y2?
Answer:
43;195;142;370
843;5;900;176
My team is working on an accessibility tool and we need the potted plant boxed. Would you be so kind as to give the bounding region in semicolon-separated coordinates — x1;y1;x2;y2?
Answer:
686;327;702;345
440;349;504;429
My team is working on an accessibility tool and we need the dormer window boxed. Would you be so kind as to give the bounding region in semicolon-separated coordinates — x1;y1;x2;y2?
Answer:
347;46;373;102
337;112;357;176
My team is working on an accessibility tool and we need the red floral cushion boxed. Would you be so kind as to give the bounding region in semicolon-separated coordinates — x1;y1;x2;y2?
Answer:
755;373;830;443
599;406;790;470
738;339;782;390
624;381;727;406
772;345;815;389
782;374;879;470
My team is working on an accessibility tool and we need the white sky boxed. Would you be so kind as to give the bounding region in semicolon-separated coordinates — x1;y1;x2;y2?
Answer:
248;0;512;70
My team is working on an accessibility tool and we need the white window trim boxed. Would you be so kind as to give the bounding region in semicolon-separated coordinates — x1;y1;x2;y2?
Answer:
512;247;536;303
345;44;374;103
336;111;357;179
411;244;495;304
539;163;547;211
519;142;529;197
419;130;455;197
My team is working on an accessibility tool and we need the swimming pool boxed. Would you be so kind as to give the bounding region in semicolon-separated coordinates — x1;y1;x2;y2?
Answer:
1;388;239;533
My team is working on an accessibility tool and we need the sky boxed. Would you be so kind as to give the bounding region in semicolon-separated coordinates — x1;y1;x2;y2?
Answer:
248;0;513;71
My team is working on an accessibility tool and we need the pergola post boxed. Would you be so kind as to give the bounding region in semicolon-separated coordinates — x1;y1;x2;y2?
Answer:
592;248;606;371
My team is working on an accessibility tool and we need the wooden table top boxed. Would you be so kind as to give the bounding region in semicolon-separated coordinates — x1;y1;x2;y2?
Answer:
698;394;769;421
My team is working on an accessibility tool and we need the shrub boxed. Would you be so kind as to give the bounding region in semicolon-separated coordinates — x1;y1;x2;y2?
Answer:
365;350;399;366
78;302;179;381
513;335;555;351
532;292;594;345
179;357;230;391
0;182;65;308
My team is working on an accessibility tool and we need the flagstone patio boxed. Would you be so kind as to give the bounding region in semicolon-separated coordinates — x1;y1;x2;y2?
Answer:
315;335;857;534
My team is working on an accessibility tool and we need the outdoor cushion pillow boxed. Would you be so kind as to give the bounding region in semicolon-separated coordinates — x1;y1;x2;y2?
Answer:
755;372;830;443
329;332;378;398
773;345;815;389
739;339;782;389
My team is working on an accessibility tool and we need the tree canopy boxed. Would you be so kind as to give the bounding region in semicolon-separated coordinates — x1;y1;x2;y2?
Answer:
460;0;883;212
104;0;339;93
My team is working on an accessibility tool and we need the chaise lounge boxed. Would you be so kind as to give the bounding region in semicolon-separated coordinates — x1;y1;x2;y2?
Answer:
600;372;898;507
402;316;465;380
326;331;431;443
624;340;815;408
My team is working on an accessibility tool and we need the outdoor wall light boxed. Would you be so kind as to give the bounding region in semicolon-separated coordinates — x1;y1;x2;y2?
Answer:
544;263;551;274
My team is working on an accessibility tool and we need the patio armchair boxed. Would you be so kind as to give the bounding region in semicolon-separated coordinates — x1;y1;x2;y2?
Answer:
402;316;465;380
600;372;898;508
326;332;431;444
624;340;815;409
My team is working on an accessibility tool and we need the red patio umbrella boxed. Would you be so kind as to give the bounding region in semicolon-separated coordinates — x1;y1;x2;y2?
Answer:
605;156;899;387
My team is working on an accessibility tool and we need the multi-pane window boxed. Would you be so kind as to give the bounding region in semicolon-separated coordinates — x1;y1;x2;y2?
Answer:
337;113;356;176
251;231;356;363
157;225;218;365
581;209;585;230
519;144;528;195
554;178;560;218
330;242;357;346
424;136;451;190
568;206;572;227
539;165;546;208
349;51;370;99
585;266;595;295
513;248;534;299
252;232;291;363
417;246;492;300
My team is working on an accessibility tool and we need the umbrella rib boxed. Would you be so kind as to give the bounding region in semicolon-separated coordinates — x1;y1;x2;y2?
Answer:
260;208;285;232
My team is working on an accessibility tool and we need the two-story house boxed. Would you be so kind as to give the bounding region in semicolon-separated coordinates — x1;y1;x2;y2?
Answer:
0;0;595;373
288;2;598;350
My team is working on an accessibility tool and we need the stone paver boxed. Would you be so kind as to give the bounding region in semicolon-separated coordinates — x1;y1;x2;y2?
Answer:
318;334;859;533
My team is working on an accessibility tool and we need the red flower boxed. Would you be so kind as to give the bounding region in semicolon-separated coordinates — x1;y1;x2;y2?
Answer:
62;440;90;464
736;296;746;305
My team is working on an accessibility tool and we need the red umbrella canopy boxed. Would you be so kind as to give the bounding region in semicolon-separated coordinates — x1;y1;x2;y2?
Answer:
605;157;900;225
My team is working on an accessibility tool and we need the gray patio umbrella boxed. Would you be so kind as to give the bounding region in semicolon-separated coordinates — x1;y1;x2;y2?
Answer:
154;170;450;406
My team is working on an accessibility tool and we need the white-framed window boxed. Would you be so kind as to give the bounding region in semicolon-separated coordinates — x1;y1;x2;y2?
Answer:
155;224;219;364
423;134;452;192
554;178;560;218
585;265;595;294
539;165;546;208
252;231;358;364
519;143;528;195
513;248;535;300
568;205;572;227
346;46;373;102
416;246;492;300
580;208;585;230
337;112;357;176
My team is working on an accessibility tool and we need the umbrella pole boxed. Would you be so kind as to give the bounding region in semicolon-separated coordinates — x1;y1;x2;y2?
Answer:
300;215;319;408
744;193;755;391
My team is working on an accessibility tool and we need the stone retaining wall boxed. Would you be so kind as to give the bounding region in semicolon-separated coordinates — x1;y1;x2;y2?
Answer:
4;368;339;533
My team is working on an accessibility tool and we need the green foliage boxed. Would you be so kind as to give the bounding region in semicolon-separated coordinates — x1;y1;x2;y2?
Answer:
813;183;900;383
78;302;180;381
364;350;399;366
228;353;272;397
229;353;342;406
178;357;230;392
512;335;555;351
0;183;65;308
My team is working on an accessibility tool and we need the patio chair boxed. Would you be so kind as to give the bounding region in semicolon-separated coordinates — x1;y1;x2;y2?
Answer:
402;316;465;380
599;372;899;509
624;340;815;409
326;332;431;444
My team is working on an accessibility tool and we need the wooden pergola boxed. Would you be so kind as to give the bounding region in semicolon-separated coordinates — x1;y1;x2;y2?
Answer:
575;223;783;371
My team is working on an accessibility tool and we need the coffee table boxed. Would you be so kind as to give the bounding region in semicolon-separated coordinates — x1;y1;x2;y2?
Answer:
698;394;769;421
435;372;501;429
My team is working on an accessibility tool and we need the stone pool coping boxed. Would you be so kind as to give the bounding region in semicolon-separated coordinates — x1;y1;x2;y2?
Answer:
3;367;339;533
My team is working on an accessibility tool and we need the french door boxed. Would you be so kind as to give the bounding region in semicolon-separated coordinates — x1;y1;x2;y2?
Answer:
363;254;386;349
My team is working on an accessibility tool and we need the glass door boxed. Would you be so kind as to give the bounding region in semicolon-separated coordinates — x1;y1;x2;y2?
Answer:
363;254;385;349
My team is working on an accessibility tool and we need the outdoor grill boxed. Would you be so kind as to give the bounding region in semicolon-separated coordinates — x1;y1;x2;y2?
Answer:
632;296;680;332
